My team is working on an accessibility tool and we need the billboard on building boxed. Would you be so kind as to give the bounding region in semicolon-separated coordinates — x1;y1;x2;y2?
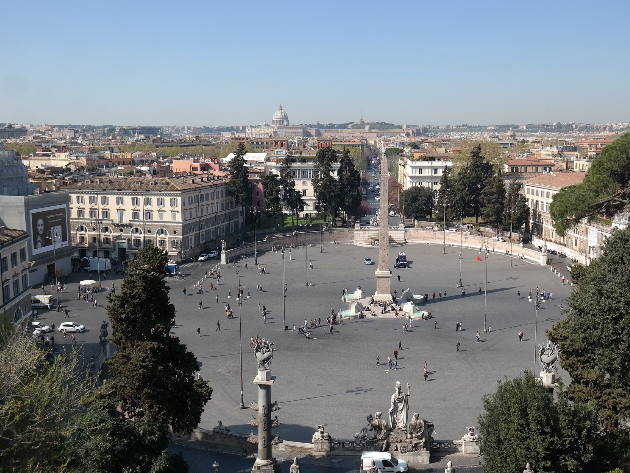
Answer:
29;204;69;255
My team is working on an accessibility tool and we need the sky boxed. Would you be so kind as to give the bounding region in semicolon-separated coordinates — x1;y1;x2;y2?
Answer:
1;0;629;126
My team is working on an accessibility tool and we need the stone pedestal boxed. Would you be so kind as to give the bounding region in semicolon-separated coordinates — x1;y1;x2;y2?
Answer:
539;370;556;389
374;269;393;302
397;449;430;466
251;369;280;473
458;440;480;455
312;437;331;456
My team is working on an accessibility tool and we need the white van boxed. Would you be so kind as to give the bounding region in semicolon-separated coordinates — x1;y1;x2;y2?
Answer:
31;295;56;310
360;452;408;472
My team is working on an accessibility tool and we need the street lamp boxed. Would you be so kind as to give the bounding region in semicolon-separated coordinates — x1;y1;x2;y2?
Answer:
457;213;464;288
253;208;259;266
281;247;287;330
442;201;447;255
483;239;489;333
91;218;103;286
533;286;541;373
238;274;245;409
320;222;324;253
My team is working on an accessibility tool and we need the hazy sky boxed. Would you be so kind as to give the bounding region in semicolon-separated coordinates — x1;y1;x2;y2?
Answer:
2;0;629;126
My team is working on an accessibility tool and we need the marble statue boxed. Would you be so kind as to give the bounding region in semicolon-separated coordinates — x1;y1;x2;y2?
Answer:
523;462;534;473
98;320;109;343
538;340;558;373
252;337;275;370
388;381;410;430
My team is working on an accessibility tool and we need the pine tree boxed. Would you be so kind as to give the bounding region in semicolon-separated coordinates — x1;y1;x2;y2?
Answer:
313;147;340;224
106;247;212;433
337;149;362;221
279;156;305;226
504;181;530;234
481;172;506;231
261;173;283;227
227;142;251;234
465;144;493;222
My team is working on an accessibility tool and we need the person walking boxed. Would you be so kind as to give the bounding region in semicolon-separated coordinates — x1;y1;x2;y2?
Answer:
432;292;436;300
197;327;201;336
216;320;221;332
476;330;481;343
198;300;203;310
64;309;69;318
397;274;401;282
387;356;392;370
434;321;438;330
216;294;219;304
183;288;187;296
398;340;402;351
329;324;333;334
456;340;461;352
393;349;398;360
518;330;524;342
423;366;429;382
376;355;380;366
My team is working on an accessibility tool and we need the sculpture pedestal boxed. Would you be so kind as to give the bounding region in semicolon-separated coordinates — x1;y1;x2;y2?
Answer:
312;437;331;456
457;440;480;455
539;370;556;388
374;269;393;303
397;449;430;466
251;458;279;473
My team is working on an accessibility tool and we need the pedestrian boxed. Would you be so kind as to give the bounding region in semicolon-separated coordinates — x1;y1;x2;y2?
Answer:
387;356;392;370
376;355;380;366
64;309;69;318
434;321;438;330
216;294;219;304
71;334;76;344
329;324;333;334
398;340;402;351
456;341;461;352
423;366;429;382
318;317;321;326
518;330;524;342
517;290;521;297
432;292;436;300
183;288;187;295
216;320;221;331
455;322;459;331
199;300;203;310
394;360;398;370
438;292;442;299
51;323;55;331
228;290;231;299
245;263;248;269
444;289;447;297
393;349;398;360
197;327;201;336
397;274;400;282
476;331;481;343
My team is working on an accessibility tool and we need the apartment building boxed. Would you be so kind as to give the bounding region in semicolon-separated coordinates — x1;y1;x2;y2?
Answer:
523;173;611;263
0;227;31;322
63;176;242;261
397;155;453;195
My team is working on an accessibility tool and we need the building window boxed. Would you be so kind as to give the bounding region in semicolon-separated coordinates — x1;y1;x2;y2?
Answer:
19;248;26;262
157;197;164;206
101;209;110;219
10;252;17;267
100;196;109;205
302;189;306;196
144;211;152;221
88;195;97;204
89;209;97;218
21;272;28;291
132;211;140;220
144;197;152;206
171;211;178;221
77;209;85;218
1;257;7;272
13;279;19;297
2;281;9;302
133;238;142;248
158;239;166;248
158;211;165;221
79;236;86;244
116;196;124;205
103;237;111;244
171;239;180;249
117;210;125;223
131;197;140;206
76;195;84;204
92;236;97;244
170;197;178;207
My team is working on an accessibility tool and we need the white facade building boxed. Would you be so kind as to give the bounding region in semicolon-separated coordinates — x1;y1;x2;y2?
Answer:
397;157;453;195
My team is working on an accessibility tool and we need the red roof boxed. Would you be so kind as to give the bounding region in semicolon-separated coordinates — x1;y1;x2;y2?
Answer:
524;173;585;189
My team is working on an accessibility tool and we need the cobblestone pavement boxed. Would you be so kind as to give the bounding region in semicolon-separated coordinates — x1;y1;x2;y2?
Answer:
34;241;570;452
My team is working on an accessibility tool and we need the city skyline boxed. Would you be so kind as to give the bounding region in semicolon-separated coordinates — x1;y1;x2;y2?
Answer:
2;0;629;125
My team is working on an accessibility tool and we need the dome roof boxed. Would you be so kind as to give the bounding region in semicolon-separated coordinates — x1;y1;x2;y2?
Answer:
272;105;288;122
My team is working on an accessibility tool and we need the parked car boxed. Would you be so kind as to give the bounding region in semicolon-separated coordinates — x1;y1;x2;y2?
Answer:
208;249;219;258
32;322;52;336
198;253;210;261
361;451;408;472
389;210;395;217
364;257;374;265
58;322;86;333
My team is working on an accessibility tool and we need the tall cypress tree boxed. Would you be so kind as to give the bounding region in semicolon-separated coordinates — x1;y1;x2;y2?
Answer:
106;247;212;433
337;149;362;220
481;172;506;232
313;147;340;224
227;142;251;234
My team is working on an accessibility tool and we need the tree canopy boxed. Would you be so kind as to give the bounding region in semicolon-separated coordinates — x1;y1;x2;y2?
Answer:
227;142;251;226
550;133;630;236
401;186;434;221
313;147;340;223
480;172;506;230
337;149;362;218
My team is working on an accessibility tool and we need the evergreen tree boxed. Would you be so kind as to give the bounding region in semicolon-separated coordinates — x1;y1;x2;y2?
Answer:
337;149;362;220
465;144;493;222
503;180;530;233
480;172;506;231
401;186;433;221
279;156;305;226
227;142;251;234
106;247;212;433
313;147;340;224
479;372;599;473
261;173;282;226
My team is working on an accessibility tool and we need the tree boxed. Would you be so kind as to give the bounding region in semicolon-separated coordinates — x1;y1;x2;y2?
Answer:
384;147;403;158
106;247;211;433
313;147;340;224
337;149;362;220
261;173;282;226
453;141;507;173
465;144;494;222
480;172;506;231
68;396;188;473
479;372;600;473
503;181;530;234
227;142;251;234
550;133;630;236
401;186;433;221
0;335;94;473
278;156;304;227
547;228;630;432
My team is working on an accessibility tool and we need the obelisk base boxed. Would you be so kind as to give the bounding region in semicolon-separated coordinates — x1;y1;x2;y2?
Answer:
374;269;393;302
251;458;280;473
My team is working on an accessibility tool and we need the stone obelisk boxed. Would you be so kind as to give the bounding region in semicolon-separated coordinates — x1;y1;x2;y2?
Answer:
251;348;279;472
374;153;393;302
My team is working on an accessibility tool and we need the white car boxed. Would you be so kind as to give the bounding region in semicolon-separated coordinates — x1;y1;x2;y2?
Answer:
32;322;52;336
58;322;86;333
198;253;210;261
389;210;395;217
364;257;374;265
208;250;219;258
361;452;408;472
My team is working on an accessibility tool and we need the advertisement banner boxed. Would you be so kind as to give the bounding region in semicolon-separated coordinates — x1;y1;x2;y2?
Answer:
30;204;69;255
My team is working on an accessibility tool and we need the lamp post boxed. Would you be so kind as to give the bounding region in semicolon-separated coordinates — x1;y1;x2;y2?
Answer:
238;274;245;409
253;208;259;266
533;286;540;373
457;214;464;288
281;248;287;330
91;218;103;286
320;222;324;253
483;239;489;333
304;238;309;286
442;201;447;255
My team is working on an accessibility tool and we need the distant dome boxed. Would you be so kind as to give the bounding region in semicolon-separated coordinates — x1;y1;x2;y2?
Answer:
272;105;289;127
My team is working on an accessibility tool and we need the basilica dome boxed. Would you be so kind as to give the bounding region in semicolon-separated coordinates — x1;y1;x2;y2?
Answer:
272;105;289;127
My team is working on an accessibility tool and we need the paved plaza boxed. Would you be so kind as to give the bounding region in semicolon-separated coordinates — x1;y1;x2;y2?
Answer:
36;240;570;448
